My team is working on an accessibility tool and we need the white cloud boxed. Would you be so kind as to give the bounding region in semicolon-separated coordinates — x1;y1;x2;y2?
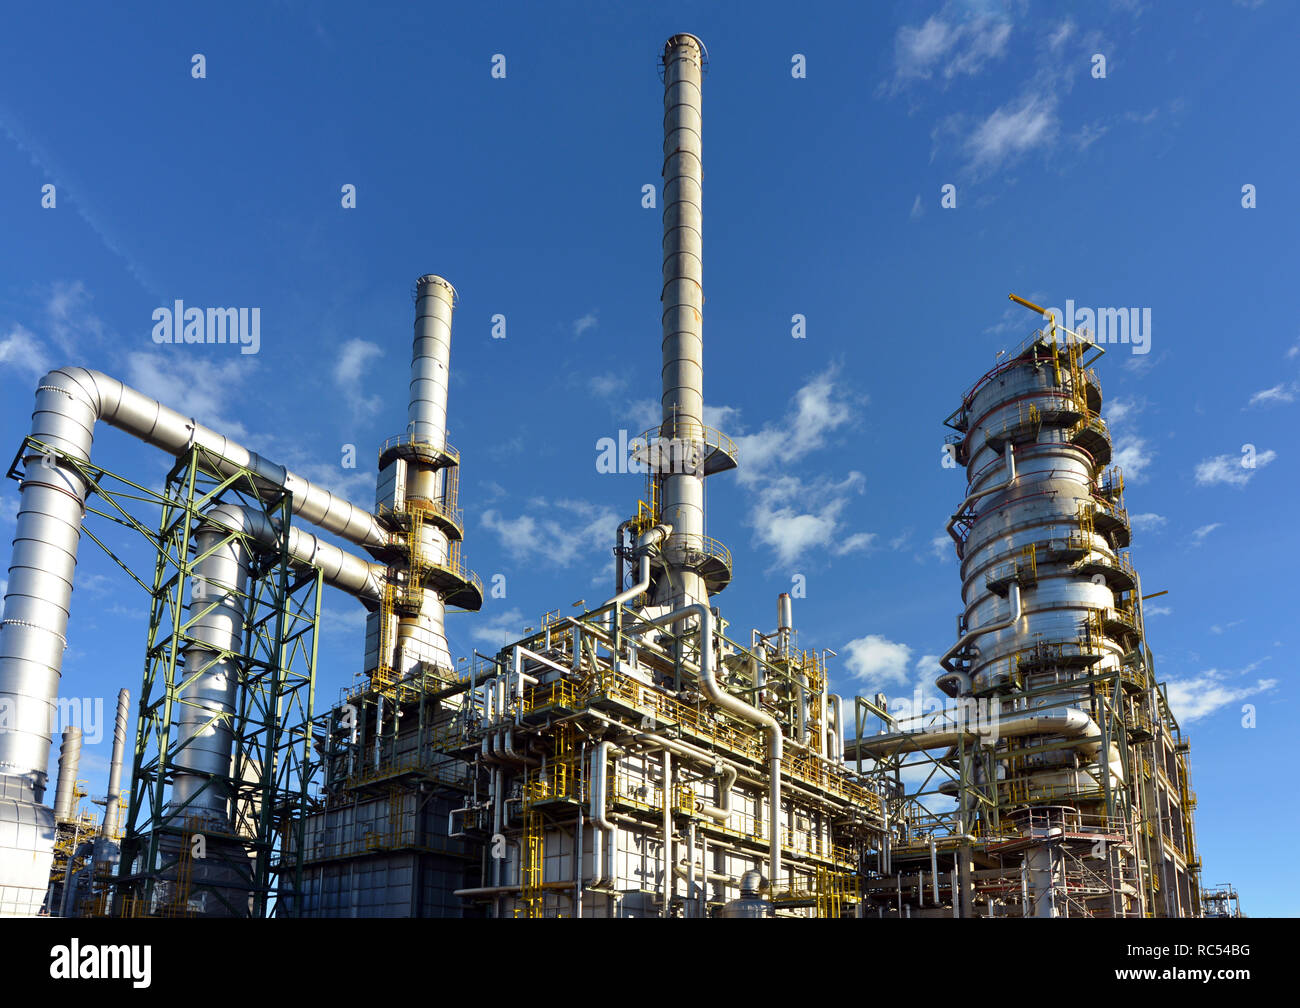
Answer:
1191;522;1221;544
1104;398;1154;482
1165;670;1276;723
1047;19;1075;51
910;194;924;220
1248;383;1296;407
573;311;599;337
1128;512;1166;532
1144;605;1172;616
843;634;913;687
750;472;866;568
1194;449;1276;487
965;92;1060;172
735;367;854;478
333;338;384;420
890;12;1012;88
588;372;626;399
0;324;49;382
472;606;525;646
929;533;953;562
837;532;877;555
481;498;619;568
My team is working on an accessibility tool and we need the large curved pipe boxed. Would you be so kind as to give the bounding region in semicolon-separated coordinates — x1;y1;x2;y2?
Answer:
1;367;386;804
589;741;617;888
849;706;1124;784
938;582;1022;688
945;442;1016;555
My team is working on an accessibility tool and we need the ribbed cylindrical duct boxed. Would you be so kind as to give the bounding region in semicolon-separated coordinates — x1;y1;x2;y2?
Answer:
411;275;455;447
52;727;82;823
171;506;252;823
656;33;708;609
101;688;129;839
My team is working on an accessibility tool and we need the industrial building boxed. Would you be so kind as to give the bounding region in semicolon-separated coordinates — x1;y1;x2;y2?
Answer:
0;33;1201;919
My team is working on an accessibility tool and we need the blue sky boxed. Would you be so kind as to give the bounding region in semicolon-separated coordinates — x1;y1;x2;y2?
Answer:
1;1;1296;915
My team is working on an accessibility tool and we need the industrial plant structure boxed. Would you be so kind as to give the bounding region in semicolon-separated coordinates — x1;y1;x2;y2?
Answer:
0;32;1202;919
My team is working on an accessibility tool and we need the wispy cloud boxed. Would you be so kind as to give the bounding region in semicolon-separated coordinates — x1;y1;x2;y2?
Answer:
481;498;619;568
573;311;599;337
0;324;49;382
1165;669;1276;723
1191;522;1222;544
1247;382;1296;407
333;338;385;421
472;606;526;646
728;367;872;567
1104;398;1154;482
964;92;1060;172
1194;449;1276;487
887;10;1012;91
1129;512;1167;533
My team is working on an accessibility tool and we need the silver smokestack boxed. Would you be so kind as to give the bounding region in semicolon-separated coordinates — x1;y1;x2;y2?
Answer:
394;275;458;674
100;688;129;839
656;33;709;609
52;726;82;824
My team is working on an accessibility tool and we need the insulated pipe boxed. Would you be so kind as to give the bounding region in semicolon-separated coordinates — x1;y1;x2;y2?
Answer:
656;34;709;610
169;509;252;823
633;732;736;822
601;525;667;628
202;505;386;601
589;741;616;888
937;582;1022;687
850;706;1124;785
662;750;674;917
829;695;845;763
639;603;784;886
51;727;82;824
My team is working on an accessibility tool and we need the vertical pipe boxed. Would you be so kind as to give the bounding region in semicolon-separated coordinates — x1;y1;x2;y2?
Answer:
52;727;83;824
655;34;708;610
171;512;251;825
662;750;674;917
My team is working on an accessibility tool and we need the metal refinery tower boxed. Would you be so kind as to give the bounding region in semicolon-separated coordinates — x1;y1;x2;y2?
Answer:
0;33;1205;919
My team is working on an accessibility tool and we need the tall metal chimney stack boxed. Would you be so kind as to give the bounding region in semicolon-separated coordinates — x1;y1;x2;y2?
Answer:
654;33;729;610
51;726;82;824
371;275;481;685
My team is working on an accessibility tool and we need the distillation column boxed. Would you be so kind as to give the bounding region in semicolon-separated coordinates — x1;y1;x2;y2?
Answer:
943;329;1143;915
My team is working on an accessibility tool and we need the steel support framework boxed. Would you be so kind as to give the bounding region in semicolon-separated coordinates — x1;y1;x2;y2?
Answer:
96;444;322;917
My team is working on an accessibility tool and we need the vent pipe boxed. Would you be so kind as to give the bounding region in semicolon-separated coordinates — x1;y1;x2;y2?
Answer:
52;726;82;824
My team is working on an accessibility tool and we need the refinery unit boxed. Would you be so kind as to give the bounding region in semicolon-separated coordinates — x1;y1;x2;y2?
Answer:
0;33;1202;919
